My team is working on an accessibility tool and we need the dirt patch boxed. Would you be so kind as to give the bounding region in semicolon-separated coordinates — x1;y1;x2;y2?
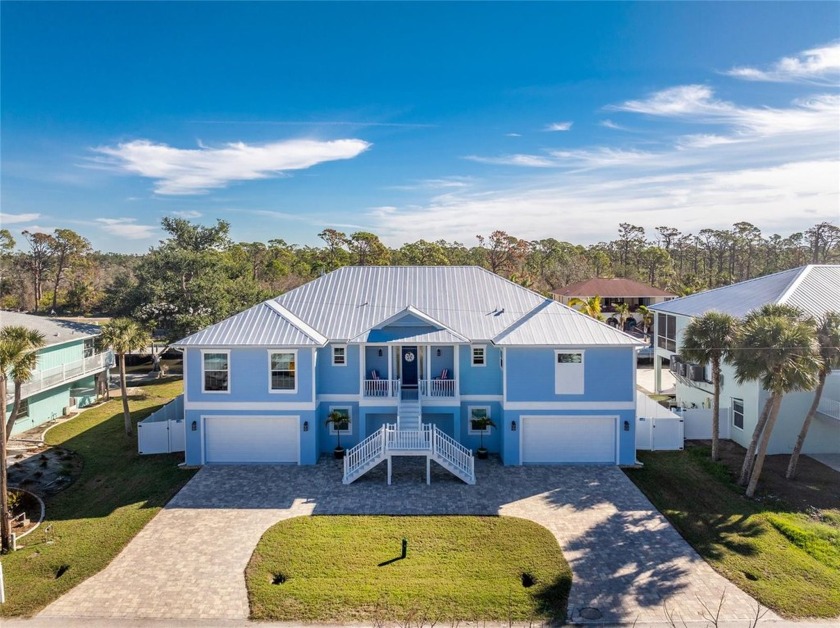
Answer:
701;439;840;511
6;445;83;498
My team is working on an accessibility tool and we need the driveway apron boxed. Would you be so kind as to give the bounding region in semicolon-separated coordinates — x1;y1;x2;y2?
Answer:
39;459;778;624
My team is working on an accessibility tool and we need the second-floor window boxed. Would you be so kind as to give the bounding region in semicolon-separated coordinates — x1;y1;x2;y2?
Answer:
332;346;346;366
657;313;676;352
472;346;486;366
84;337;96;358
555;351;584;395
18;399;29;419
202;352;229;392
270;351;296;392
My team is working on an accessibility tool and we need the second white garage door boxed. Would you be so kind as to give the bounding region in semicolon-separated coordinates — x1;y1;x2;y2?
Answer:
204;415;299;464
521;415;617;464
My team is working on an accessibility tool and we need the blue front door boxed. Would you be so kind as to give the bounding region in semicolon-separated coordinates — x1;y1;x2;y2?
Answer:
401;346;418;388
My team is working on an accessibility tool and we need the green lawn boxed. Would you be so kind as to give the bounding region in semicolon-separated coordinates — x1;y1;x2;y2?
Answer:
246;515;571;623
625;446;840;618
0;378;195;617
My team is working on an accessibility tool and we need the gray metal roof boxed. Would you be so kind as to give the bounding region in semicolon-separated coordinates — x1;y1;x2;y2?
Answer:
494;300;645;346
0;311;101;346
650;265;840;319
175;266;647;348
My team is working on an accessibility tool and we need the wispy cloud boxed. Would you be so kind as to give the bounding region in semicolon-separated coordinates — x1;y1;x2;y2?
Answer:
465;153;557;168
92;138;371;195
544;121;573;132
172;210;203;218
505;132;522;137
725;41;840;84
599;119;625;130
0;212;40;225
95;218;156;239
389;176;475;191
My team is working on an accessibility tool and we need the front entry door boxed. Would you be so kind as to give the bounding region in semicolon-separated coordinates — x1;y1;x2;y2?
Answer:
401;346;418;388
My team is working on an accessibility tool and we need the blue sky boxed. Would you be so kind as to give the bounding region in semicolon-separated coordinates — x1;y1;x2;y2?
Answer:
1;2;838;253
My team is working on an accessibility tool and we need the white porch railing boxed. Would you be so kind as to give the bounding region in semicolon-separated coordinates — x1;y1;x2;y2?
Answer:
432;427;475;483
10;351;113;401
817;397;840;421
343;427;387;483
419;379;456;398
363;378;400;398
385;424;432;450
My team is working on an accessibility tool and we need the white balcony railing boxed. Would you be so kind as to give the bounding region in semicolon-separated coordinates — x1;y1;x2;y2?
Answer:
419;378;456;398
9;351;113;401
817;397;840;421
363;378;401;398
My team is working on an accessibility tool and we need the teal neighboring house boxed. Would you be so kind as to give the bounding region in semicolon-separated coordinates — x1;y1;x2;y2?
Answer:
2;311;113;435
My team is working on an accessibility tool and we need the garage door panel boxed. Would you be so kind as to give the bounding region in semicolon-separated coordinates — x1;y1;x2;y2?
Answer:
522;416;616;464
205;416;298;464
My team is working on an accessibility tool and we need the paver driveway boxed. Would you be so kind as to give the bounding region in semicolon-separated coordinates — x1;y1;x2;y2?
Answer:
40;458;777;624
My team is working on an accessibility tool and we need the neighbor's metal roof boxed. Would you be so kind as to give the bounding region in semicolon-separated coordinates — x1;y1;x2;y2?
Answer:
175;266;646;347
555;277;675;298
0;311;101;346
650;265;840;319
494;300;645;346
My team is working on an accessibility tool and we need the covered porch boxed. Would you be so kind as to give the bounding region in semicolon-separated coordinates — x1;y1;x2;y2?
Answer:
360;344;460;400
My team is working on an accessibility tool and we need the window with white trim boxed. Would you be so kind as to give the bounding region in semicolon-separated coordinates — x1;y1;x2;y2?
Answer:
471;346;486;367
202;351;229;392
732;398;744;430
327;406;351;434
657;313;677;352
554;350;584;395
332;345;346;366
18;399;30;419
270;351;297;392
468;406;493;435
84;337;96;358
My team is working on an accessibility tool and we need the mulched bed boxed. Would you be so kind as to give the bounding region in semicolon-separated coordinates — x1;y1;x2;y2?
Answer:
7;446;83;498
10;489;42;537
701;439;840;511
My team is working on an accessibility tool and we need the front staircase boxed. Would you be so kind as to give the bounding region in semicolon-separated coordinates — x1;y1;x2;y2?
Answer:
343;399;475;485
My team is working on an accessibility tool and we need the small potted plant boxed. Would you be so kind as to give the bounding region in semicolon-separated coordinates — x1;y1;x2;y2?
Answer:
326;410;350;459
471;414;496;459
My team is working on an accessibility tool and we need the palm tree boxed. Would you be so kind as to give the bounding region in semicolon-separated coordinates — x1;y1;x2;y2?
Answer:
680;312;739;461
100;318;151;437
325;409;350;456
637;305;655;334
0;325;46;552
568;295;602;320
730;305;821;497
786;311;840;479
614;302;631;330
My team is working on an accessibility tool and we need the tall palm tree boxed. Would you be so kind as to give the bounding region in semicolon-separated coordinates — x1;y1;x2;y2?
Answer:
730;305;821;497
637;305;655;334
614;302;631;329
0;325;46;552
100;318;151;437
786;311;840;479
568;295;602;320
680;311;739;461
1;326;46;438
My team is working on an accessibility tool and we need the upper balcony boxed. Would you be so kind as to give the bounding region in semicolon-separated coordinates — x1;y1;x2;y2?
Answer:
7;351;113;402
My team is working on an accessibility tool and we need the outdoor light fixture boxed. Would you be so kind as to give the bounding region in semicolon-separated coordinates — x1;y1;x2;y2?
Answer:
303;421;309;432
191;420;197;432
624;420;630;432
511;420;517;431
378;349;383;357
436;348;441;357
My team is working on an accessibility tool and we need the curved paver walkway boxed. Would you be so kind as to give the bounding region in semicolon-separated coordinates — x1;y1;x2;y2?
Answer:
40;458;778;624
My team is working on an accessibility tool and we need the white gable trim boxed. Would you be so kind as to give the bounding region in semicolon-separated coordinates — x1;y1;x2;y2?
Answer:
777;265;811;306
348;305;470;343
264;300;328;346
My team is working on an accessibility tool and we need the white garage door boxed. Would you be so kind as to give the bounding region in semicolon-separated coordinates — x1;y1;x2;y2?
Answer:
204;416;298;464
521;416;617;464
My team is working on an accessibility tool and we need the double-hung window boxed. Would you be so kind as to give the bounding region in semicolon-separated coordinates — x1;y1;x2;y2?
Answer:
332;345;346;366
732;398;744;430
270;351;297;392
471;346;486;367
202;351;229;392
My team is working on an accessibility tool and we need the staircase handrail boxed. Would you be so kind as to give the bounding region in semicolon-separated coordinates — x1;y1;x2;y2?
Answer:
432;426;474;479
344;425;386;479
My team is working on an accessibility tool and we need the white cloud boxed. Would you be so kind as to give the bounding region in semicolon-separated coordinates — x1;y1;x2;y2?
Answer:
17;224;55;235
0;212;40;225
92;138;371;195
465;153;557;168
172;210;203;218
505;132;522;137
544;121;573;132
95;218;156;240
676;134;741;150
726;41;840;84
600;119;624;130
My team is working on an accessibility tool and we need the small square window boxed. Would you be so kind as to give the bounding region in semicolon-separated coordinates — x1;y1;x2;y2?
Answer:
328;407;351;434
472;346;486;366
333;346;346;366
468;407;492;434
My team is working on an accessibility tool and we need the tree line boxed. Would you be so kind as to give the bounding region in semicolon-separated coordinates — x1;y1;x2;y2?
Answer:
1;219;837;342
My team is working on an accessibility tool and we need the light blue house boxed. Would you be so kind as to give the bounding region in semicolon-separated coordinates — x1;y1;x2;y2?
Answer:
2;312;112;435
174;266;644;483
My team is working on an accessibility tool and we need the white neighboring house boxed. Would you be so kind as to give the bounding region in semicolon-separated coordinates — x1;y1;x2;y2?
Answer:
650;265;840;456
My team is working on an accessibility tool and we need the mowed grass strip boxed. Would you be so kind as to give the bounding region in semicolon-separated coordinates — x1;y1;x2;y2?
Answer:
247;515;571;622
0;378;195;617
625;446;840;618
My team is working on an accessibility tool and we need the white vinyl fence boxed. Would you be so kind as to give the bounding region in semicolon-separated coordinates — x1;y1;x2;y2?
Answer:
636;392;684;451
681;407;732;440
138;394;185;455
